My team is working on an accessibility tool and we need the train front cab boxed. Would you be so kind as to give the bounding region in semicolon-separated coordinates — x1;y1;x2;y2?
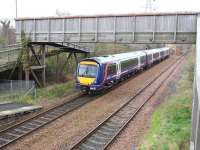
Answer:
76;60;102;92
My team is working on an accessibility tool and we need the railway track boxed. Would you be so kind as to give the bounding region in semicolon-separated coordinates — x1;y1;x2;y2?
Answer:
70;56;185;150
0;94;97;149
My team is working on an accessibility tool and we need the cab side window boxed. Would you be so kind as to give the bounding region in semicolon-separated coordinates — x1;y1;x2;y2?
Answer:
107;63;117;76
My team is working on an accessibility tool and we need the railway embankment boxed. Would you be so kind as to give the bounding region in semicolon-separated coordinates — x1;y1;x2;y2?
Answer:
139;52;194;149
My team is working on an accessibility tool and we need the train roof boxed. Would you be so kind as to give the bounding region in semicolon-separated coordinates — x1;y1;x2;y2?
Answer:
81;47;169;64
143;47;169;54
83;51;146;64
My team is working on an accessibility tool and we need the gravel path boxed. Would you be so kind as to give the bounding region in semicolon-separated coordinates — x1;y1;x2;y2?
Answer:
108;56;186;150
4;56;179;150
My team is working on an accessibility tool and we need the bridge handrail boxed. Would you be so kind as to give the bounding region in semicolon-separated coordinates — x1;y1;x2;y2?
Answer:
0;43;22;72
0;47;22;53
61;42;91;52
1;43;21;47
0;43;22;53
0;41;91;54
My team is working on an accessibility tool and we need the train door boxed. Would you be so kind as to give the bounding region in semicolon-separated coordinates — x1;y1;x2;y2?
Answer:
152;53;154;63
138;56;141;69
116;62;120;80
159;50;161;60
143;52;148;67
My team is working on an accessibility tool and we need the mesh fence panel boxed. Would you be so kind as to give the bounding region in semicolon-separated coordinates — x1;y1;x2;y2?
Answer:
0;80;36;100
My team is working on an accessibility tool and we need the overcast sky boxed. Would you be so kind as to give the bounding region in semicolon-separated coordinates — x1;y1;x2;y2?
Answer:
0;0;200;25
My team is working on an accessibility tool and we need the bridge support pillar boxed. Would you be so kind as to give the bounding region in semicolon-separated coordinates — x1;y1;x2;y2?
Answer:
41;45;46;87
25;68;30;81
18;63;23;80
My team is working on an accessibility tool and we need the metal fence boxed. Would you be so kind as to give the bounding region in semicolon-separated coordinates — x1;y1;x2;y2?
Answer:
191;14;200;150
0;80;36;101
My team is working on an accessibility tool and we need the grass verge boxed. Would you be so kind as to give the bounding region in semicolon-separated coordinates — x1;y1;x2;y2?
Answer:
139;53;194;150
0;81;75;105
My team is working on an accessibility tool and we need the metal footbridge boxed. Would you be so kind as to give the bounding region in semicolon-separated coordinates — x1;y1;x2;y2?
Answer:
16;12;198;44
0;42;90;73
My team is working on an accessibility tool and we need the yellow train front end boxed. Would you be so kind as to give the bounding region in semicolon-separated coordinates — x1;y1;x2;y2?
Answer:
76;60;99;92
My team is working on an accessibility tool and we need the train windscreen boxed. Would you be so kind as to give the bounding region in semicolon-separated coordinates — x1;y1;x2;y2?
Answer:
78;64;98;78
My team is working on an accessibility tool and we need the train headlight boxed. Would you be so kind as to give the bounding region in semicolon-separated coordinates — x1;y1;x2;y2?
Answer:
93;79;97;84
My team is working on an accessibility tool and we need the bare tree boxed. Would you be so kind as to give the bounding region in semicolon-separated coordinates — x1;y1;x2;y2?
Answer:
0;19;10;44
0;19;16;45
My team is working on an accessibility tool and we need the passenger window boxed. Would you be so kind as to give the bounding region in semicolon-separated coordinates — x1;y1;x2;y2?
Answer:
121;58;138;71
161;51;164;56
107;64;117;76
153;53;159;59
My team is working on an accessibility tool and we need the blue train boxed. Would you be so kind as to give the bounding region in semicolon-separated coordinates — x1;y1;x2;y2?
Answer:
75;47;170;93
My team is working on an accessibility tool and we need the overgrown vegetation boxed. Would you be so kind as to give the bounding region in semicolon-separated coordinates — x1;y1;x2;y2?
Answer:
0;81;75;104
19;32;31;70
45;53;78;83
93;43;135;56
139;52;194;150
